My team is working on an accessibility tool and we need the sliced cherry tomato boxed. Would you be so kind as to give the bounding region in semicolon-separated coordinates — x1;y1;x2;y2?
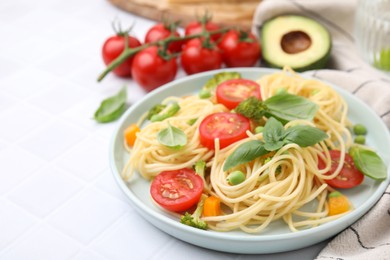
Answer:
216;79;261;109
218;30;261;67
131;46;178;92
199;112;250;150
185;20;222;42
102;34;141;77
180;38;222;75
318;150;364;189
144;23;183;53
150;168;204;212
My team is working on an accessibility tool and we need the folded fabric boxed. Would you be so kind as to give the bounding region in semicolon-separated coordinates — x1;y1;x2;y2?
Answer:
252;0;390;259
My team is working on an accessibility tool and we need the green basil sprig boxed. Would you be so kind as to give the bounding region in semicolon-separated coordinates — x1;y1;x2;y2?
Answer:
94;86;127;123
157;123;187;149
223;140;268;171
350;146;387;180
223;117;327;171
235;93;319;124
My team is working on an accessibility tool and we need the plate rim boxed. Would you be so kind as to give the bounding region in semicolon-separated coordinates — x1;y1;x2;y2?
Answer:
109;68;390;253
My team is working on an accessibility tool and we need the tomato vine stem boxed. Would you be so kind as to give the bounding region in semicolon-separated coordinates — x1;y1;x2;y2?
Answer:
97;27;230;82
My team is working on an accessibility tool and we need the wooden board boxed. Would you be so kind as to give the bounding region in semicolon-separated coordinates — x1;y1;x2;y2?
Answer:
108;0;260;30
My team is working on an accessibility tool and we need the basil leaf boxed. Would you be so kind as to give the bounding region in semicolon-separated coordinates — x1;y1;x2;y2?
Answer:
94;86;127;123
223;140;268;171
264;93;319;123
263;117;285;151
283;125;328;147
157;124;187;149
350;146;387;181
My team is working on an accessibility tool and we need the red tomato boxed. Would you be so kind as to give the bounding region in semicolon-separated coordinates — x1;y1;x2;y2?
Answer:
185;20;222;42
199;112;250;150
144;23;183;53
180;38;222;75
218;30;261;67
318;150;364;189
131;46;178;92
150;168;204;212
102;35;141;77
216;79;261;110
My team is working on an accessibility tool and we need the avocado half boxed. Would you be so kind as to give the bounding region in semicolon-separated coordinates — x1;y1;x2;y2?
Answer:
261;15;331;72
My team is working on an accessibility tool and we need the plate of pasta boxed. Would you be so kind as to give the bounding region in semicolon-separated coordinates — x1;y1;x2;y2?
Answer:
110;67;390;254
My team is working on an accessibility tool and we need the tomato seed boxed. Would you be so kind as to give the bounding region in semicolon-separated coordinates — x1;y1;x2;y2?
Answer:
169;193;179;199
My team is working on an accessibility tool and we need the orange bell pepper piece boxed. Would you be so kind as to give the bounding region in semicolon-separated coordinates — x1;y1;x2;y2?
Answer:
203;196;221;217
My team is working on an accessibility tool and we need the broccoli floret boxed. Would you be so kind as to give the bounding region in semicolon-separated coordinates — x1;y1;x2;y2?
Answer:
180;194;208;230
149;102;180;122
193;160;206;182
146;104;166;120
235;97;268;121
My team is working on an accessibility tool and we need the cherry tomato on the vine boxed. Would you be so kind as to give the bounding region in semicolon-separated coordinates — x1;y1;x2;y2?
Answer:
318;150;364;189
216;79;261;110
218;30;261;67
185;20;222;42
144;23;183;53
150;168;204;212
102;34;141;77
180;38;222;75
131;46;178;92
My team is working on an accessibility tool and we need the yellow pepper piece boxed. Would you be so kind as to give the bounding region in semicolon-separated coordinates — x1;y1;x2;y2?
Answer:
124;124;140;147
328;191;350;216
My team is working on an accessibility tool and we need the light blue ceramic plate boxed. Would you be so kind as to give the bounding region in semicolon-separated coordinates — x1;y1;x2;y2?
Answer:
109;68;390;254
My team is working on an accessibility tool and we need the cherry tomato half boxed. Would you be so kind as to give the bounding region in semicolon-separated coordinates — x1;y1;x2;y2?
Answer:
150;168;204;212
318;150;364;189
131;46;178;92
185;20;222;42
218;30;261;67
216;79;261;110
102;35;141;77
199;112;251;150
144;23;183;53
180;38;222;75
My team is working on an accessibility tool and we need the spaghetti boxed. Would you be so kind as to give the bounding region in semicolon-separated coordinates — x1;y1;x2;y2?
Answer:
122;67;356;233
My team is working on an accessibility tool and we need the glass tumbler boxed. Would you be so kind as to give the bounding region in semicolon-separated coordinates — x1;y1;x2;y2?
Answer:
355;0;390;72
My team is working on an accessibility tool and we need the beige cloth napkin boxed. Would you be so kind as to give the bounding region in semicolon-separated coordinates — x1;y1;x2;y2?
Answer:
252;0;390;259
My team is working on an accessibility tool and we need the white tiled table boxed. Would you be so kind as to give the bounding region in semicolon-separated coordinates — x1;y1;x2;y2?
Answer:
0;0;328;259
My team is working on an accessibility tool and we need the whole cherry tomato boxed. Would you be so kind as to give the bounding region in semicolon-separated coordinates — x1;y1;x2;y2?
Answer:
185;20;222;42
180;38;222;75
131;46;178;92
144;23;183;53
218;30;261;67
102;34;141;77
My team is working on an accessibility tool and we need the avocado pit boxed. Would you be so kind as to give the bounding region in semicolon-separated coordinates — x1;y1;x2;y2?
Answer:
281;31;311;54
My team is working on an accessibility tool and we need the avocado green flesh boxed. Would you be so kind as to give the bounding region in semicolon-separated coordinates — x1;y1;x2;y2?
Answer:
261;15;332;72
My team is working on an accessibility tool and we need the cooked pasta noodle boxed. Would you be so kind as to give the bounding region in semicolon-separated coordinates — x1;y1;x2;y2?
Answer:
122;67;354;233
122;95;227;180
